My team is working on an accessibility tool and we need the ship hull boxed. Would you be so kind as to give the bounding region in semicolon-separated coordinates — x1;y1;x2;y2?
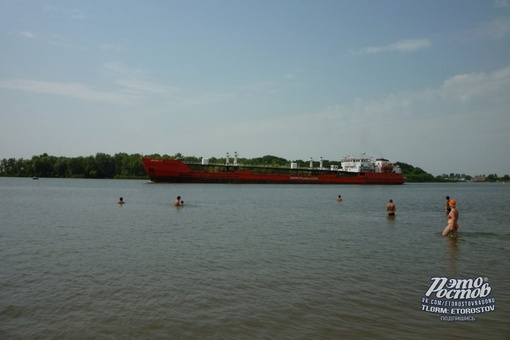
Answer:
142;158;405;184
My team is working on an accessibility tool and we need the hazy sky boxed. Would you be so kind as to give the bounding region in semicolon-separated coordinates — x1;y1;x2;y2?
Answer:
1;0;509;176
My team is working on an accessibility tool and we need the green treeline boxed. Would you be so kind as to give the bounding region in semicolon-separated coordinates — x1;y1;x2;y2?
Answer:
394;162;436;182
155;153;337;168
0;153;147;179
394;162;509;182
1;153;507;182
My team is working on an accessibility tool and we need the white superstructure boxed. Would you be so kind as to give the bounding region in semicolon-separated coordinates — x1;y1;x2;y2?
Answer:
340;155;374;172
341;155;401;173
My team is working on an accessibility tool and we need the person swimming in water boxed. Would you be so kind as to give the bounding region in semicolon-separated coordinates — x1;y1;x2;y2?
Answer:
117;197;125;204
336;195;343;202
174;196;183;206
442;199;459;237
386;199;396;216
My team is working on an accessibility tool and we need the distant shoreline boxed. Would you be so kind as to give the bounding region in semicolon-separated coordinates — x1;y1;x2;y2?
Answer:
1;153;507;182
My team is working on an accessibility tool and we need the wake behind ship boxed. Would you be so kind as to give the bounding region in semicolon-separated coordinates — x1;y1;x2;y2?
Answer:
142;153;405;184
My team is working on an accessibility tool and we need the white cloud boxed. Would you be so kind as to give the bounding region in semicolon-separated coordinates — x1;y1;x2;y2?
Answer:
0;77;199;107
102;62;232;107
103;61;149;79
472;16;510;40
14;30;86;50
456;15;510;42
19;31;37;39
440;66;510;103
357;39;431;54
100;43;125;53
115;79;181;96
493;0;510;8
0;79;135;104
0;59;234;110
42;5;85;20
283;73;297;80
342;66;510;117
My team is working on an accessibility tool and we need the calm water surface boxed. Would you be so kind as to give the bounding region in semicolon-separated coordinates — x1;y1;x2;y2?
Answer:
1;178;509;339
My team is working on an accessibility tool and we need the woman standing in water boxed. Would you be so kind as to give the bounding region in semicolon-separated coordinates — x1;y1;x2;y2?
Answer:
442;199;459;237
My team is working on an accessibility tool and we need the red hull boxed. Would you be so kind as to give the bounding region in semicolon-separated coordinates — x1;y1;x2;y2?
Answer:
142;158;405;184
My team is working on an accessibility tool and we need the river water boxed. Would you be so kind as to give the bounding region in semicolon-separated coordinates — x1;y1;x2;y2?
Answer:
1;178;508;339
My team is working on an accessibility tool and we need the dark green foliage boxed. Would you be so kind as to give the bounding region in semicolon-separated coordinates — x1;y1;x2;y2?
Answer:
485;174;509;182
394;162;436;182
246;155;288;166
1;153;147;179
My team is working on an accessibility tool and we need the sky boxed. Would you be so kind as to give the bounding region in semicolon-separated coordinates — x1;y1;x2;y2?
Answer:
1;0;509;176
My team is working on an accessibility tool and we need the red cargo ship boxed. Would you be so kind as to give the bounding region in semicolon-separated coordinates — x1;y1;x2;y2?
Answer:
142;153;405;184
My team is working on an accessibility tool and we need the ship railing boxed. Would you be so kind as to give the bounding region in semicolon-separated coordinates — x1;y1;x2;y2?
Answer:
185;161;345;172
